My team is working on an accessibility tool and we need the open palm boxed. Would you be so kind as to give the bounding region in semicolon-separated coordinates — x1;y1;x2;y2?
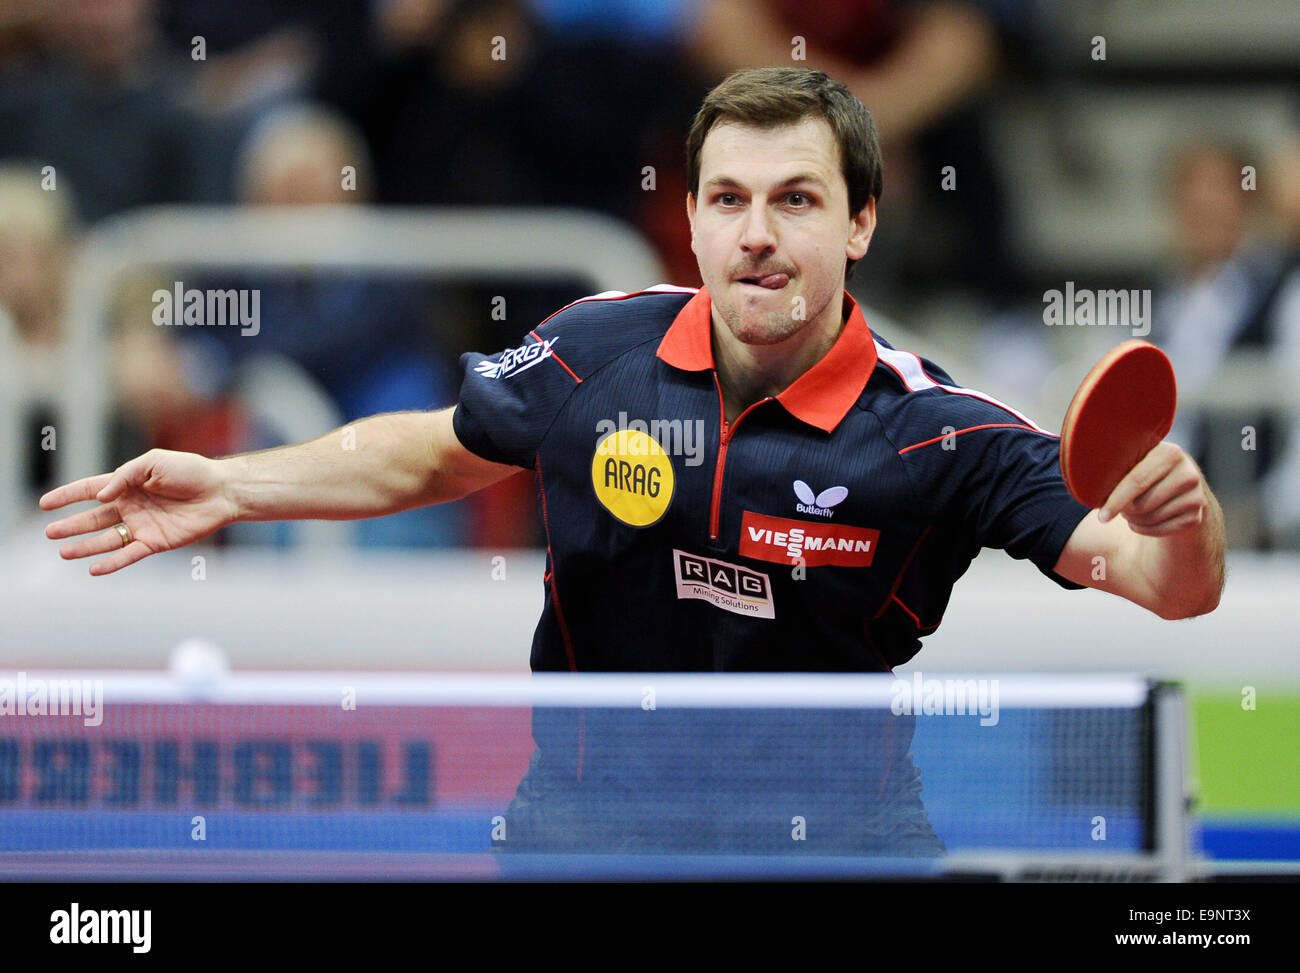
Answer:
40;449;239;576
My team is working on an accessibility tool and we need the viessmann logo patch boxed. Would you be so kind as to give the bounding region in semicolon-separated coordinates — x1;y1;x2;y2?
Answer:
591;429;675;526
739;511;880;567
673;550;774;619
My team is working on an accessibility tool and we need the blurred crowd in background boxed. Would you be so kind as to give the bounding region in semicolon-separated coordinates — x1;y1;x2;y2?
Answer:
2;0;1299;550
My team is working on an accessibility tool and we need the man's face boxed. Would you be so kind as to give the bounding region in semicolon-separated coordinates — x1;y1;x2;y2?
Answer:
687;117;875;346
1172;149;1245;270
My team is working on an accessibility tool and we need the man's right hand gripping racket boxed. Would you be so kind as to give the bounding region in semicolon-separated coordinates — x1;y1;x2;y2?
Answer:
1059;339;1178;511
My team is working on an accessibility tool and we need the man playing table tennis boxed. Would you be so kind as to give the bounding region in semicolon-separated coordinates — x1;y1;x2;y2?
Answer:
41;67;1225;854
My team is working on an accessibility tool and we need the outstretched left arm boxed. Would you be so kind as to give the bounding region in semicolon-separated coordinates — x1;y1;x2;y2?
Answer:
1054;442;1226;619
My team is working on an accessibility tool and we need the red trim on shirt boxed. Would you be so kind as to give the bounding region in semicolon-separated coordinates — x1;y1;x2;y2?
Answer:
874;525;931;620
889;593;941;631
896;422;1043;455
534;285;699;332
528;329;582;384
876;357;917;393
536;464;577;672
877;353;1055;435
536;458;583;779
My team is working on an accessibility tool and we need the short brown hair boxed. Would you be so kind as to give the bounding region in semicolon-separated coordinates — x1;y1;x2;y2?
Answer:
685;67;882;276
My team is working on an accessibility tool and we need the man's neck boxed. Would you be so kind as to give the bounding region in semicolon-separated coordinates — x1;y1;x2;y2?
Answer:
711;297;847;423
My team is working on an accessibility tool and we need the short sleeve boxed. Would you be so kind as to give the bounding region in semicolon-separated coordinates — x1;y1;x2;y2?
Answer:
900;408;1091;590
452;320;581;469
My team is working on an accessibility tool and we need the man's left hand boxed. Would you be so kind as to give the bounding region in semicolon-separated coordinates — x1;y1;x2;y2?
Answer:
1098;441;1210;537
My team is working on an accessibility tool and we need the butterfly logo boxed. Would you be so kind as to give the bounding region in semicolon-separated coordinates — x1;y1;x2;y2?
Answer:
793;480;848;516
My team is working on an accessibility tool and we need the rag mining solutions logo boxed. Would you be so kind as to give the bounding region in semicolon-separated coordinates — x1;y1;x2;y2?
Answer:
673;550;774;619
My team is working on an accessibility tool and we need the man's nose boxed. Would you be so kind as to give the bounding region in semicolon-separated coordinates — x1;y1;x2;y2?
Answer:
738;202;777;255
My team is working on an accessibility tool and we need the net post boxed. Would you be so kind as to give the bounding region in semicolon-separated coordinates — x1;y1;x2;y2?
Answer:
1151;680;1194;882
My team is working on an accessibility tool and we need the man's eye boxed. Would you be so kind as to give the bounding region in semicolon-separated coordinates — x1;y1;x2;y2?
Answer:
718;193;738;206
787;192;810;206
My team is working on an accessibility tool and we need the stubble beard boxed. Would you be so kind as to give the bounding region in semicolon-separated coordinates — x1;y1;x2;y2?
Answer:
718;292;807;346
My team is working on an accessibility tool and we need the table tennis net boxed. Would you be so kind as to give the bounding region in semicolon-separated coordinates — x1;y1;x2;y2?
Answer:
0;672;1158;859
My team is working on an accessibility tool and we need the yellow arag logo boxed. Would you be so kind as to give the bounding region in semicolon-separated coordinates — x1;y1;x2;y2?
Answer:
591;429;675;527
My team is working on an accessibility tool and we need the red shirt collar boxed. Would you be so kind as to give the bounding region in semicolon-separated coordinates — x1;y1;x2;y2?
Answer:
656;286;878;433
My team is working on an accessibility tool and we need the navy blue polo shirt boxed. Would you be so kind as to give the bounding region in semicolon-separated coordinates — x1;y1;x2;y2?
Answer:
453;285;1090;675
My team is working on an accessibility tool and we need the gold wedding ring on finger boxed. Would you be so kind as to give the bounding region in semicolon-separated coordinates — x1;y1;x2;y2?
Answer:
115;523;133;548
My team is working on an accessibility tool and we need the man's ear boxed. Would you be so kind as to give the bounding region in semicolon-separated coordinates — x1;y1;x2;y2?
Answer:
846;197;876;261
686;192;698;255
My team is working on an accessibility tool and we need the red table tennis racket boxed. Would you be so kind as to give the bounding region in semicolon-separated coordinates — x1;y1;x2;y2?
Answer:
1059;339;1178;509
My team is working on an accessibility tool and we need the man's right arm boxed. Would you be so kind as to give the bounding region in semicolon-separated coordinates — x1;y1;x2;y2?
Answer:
41;406;523;575
226;406;524;522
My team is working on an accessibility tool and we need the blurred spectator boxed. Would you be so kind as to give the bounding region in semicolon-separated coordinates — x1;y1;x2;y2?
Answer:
683;0;1010;311
1153;141;1296;549
353;0;683;221
109;269;243;472
166;102;467;547
0;161;208;502
0;1;46;73
1256;136;1300;547
0;0;224;224
0;162;69;354
690;0;998;148
349;0;1010;305
156;0;375;118
227;104;457;425
0;161;74;494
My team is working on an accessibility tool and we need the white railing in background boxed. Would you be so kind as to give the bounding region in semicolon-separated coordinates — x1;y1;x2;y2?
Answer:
45;205;665;538
0;306;23;536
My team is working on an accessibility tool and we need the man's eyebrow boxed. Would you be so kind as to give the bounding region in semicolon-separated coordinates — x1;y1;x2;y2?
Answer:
701;173;831;192
775;173;831;190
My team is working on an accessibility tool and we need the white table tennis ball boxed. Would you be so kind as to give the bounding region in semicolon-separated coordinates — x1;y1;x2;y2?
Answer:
169;637;230;688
